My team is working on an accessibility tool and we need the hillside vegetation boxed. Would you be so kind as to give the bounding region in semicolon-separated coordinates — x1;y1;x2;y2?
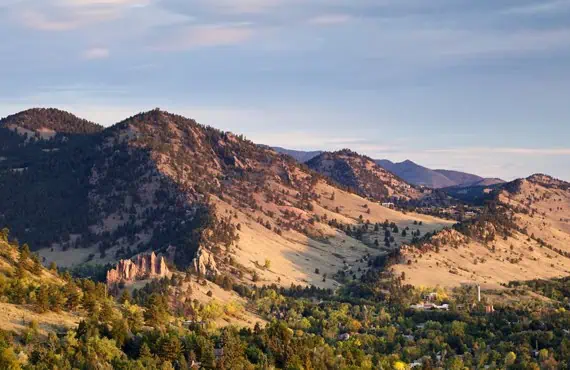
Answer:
1;225;570;369
0;109;451;293
395;175;570;288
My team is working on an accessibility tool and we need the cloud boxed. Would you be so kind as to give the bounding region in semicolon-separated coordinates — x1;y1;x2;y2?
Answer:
200;0;283;14
19;9;82;31
160;0;284;16
82;47;110;59
251;131;403;153
426;147;570;156
61;0;149;6
13;0;151;31
503;0;570;15
307;14;352;25
153;24;254;51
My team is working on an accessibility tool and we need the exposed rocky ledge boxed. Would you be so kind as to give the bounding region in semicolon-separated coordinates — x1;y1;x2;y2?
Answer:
107;252;171;286
192;246;218;277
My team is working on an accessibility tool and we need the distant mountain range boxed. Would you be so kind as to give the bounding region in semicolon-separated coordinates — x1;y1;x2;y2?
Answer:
272;147;504;189
377;159;504;189
271;147;323;163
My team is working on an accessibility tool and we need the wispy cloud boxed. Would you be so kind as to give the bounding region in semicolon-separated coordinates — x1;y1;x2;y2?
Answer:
153;24;254;51
19;9;83;31
161;0;284;15
82;47;110;59
427;147;570;156
13;0;151;31
308;14;352;25
252;131;404;153
61;0;150;6
503;0;570;15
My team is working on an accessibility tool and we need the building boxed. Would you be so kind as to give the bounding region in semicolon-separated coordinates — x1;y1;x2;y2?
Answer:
338;333;351;341
410;303;449;311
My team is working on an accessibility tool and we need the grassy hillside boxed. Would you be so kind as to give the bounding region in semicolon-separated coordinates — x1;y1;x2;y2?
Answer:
0;109;452;293
394;175;570;289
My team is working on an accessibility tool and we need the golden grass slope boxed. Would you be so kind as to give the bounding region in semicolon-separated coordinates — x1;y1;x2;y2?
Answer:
216;179;453;290
394;176;570;289
0;236;81;334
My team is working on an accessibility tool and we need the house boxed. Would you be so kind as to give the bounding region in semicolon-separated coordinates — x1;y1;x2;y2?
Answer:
338;333;351;341
410;303;449;311
182;320;206;328
424;292;438;302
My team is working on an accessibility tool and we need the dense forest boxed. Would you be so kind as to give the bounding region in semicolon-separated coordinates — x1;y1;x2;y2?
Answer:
1;228;569;369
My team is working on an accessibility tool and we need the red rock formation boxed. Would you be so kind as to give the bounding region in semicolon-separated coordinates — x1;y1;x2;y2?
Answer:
106;252;171;285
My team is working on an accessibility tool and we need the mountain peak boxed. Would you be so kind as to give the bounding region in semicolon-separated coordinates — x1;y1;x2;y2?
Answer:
526;173;570;189
308;150;422;201
0;107;103;135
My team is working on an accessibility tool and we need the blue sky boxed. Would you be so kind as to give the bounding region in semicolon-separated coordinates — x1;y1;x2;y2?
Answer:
1;0;569;180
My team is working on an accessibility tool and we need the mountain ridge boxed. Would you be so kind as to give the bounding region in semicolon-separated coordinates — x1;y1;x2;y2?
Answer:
1;107;104;135
271;146;323;162
306;149;424;202
272;147;503;188
377;159;505;189
2;107;567;295
394;173;570;288
0;108;452;292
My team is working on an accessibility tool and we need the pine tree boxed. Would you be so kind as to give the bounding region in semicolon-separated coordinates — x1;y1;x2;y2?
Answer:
144;293;169;328
139;342;153;359
119;289;131;304
35;286;50;313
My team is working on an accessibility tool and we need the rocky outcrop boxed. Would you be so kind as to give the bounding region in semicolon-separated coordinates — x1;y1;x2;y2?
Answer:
106;252;171;285
192;246;218;277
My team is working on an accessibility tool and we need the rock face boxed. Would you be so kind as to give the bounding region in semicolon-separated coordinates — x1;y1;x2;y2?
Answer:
106;252;170;285
192;246;218;277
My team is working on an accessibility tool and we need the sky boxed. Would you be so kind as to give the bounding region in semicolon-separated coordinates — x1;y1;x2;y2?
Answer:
0;0;569;181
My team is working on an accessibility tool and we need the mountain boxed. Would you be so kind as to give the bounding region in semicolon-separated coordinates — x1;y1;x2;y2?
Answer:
469;177;505;187
269;147;503;189
6;107;566;295
306;149;425;202
272;146;322;162
0;108;451;292
1;107;103;135
394;174;570;288
377;159;456;188
377;159;505;189
433;169;483;187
